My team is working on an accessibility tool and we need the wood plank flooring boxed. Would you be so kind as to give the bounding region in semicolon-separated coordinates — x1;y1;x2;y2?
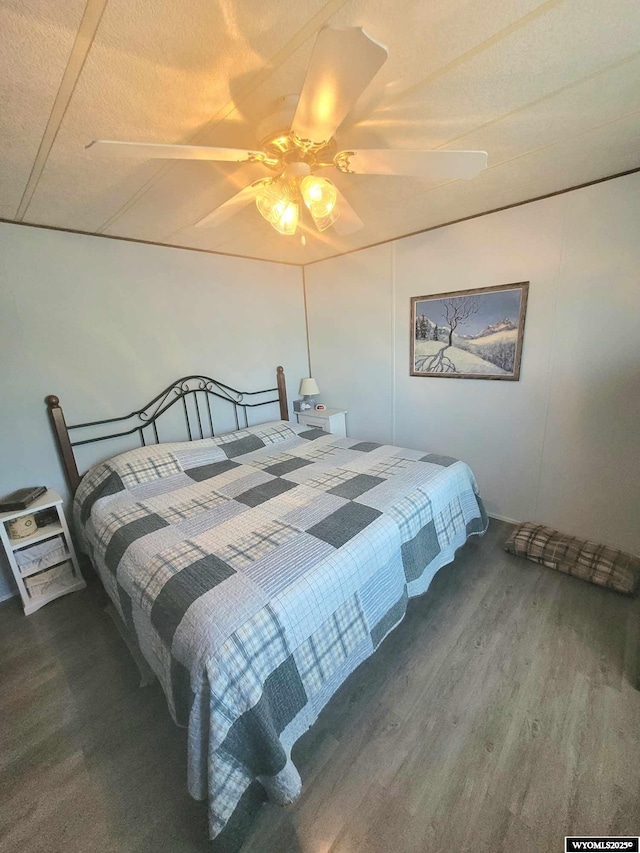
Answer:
1;520;638;852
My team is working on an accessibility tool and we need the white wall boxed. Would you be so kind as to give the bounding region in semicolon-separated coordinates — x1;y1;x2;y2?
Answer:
305;172;640;555
0;224;308;599
3;175;638;604
303;245;396;445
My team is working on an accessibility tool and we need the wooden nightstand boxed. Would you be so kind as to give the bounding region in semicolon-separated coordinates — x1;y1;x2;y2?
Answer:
296;408;347;437
0;490;85;615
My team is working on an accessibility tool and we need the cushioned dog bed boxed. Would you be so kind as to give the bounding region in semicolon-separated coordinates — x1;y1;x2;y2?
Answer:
505;522;639;596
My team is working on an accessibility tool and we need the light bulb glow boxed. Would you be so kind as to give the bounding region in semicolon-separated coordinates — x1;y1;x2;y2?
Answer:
256;181;288;224
301;176;337;220
271;201;299;236
256;175;340;237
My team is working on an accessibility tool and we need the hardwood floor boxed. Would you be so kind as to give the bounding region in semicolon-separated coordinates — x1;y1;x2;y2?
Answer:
1;520;638;852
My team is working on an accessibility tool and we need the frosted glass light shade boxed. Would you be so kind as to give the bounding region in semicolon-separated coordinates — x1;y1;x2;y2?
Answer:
301;176;337;219
299;377;319;396
256;181;287;222
311;207;340;232
271;201;298;236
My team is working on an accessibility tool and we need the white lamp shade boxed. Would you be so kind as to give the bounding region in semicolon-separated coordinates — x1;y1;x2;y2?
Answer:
299;377;320;396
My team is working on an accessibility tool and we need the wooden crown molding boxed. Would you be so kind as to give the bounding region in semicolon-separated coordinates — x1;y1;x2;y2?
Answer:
302;166;640;267
0;218;303;267
1;166;638;270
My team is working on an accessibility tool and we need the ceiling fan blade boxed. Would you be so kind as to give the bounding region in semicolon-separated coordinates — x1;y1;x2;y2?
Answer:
338;149;488;180
332;188;364;236
292;27;388;144
194;183;263;229
86;140;262;162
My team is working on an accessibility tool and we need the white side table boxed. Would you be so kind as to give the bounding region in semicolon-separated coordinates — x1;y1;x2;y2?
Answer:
296;408;347;437
0;489;85;615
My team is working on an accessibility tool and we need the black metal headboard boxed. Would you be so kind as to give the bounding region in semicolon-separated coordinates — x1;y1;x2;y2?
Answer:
45;366;289;494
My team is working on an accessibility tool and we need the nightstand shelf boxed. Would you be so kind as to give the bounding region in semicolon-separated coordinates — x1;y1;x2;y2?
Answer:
9;521;64;551
0;489;85;615
296;407;347;437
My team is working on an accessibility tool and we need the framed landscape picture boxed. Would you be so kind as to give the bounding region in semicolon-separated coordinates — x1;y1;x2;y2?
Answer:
410;282;529;380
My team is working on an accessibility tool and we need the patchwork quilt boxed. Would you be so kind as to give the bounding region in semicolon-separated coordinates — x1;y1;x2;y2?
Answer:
74;420;488;848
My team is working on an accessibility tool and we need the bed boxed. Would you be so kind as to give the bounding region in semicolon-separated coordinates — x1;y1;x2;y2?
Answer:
45;368;488;850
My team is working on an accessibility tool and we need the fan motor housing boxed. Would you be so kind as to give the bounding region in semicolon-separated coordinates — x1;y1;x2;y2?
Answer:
257;96;337;172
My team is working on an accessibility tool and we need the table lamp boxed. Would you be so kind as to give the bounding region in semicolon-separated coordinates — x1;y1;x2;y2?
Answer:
298;377;320;410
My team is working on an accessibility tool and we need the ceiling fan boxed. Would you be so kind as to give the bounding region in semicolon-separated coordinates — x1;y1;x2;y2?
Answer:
87;27;488;238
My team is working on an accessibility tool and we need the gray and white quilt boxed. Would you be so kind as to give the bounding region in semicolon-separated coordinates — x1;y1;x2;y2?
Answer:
74;420;487;848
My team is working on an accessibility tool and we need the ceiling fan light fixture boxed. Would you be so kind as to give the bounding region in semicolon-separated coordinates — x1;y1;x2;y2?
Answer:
256;180;288;224
271;200;299;236
256;178;299;236
311;207;340;232
88;28;491;244
300;175;337;220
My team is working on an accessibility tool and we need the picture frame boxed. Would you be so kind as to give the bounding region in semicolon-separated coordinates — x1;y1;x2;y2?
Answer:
410;282;529;380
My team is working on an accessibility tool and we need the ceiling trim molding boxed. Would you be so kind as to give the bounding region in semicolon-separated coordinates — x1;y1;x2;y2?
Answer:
0;218;304;268
302;166;640;267
3;167;638;270
15;0;109;221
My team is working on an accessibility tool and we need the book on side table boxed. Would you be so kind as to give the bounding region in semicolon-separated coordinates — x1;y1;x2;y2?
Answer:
0;486;47;513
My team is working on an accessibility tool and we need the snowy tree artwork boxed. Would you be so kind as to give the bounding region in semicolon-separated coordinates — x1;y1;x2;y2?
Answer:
410;282;529;380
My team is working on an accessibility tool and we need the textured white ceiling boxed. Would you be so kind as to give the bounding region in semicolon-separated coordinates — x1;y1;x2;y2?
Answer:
2;0;639;265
